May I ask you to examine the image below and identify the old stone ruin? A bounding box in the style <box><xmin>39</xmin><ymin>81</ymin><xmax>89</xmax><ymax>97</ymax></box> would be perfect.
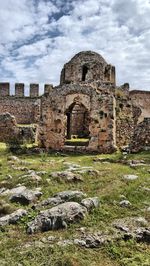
<box><xmin>0</xmin><ymin>51</ymin><xmax>150</xmax><ymax>153</ymax></box>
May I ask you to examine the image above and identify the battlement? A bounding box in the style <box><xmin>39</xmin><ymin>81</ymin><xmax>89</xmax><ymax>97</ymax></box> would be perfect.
<box><xmin>0</xmin><ymin>83</ymin><xmax>54</xmax><ymax>97</ymax></box>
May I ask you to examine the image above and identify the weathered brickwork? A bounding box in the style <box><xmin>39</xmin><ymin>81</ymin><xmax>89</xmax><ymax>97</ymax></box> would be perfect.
<box><xmin>130</xmin><ymin>90</ymin><xmax>150</xmax><ymax>122</ymax></box>
<box><xmin>38</xmin><ymin>84</ymin><xmax>117</xmax><ymax>153</ymax></box>
<box><xmin>115</xmin><ymin>92</ymin><xmax>134</xmax><ymax>147</ymax></box>
<box><xmin>0</xmin><ymin>97</ymin><xmax>40</xmax><ymax>124</ymax></box>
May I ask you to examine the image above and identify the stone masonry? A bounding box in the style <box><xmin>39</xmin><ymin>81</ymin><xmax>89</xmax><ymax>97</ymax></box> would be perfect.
<box><xmin>0</xmin><ymin>113</ymin><xmax>36</xmax><ymax>144</ymax></box>
<box><xmin>0</xmin><ymin>51</ymin><xmax>150</xmax><ymax>152</ymax></box>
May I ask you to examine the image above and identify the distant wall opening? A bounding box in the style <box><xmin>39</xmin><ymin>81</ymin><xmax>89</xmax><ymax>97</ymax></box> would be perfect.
<box><xmin>82</xmin><ymin>65</ymin><xmax>89</xmax><ymax>81</ymax></box>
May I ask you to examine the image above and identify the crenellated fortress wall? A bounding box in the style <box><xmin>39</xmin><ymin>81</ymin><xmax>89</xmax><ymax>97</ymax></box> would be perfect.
<box><xmin>0</xmin><ymin>83</ymin><xmax>53</xmax><ymax>124</ymax></box>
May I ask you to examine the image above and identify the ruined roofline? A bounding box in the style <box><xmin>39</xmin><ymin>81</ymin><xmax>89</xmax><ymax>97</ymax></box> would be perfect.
<box><xmin>130</xmin><ymin>89</ymin><xmax>150</xmax><ymax>95</ymax></box>
<box><xmin>60</xmin><ymin>51</ymin><xmax>116</xmax><ymax>85</ymax></box>
<box><xmin>0</xmin><ymin>83</ymin><xmax>53</xmax><ymax>97</ymax></box>
<box><xmin>69</xmin><ymin>50</ymin><xmax>108</xmax><ymax>65</ymax></box>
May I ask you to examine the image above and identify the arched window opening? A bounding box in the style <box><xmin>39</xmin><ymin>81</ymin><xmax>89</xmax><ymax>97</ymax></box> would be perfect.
<box><xmin>82</xmin><ymin>65</ymin><xmax>89</xmax><ymax>81</ymax></box>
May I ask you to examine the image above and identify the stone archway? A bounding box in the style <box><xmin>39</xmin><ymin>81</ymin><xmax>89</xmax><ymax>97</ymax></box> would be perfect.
<box><xmin>65</xmin><ymin>101</ymin><xmax>90</xmax><ymax>145</ymax></box>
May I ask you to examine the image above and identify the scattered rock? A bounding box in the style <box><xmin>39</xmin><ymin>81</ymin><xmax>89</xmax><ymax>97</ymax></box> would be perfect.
<box><xmin>38</xmin><ymin>197</ymin><xmax>63</xmax><ymax>208</ymax></box>
<box><xmin>5</xmin><ymin>175</ymin><xmax>13</xmax><ymax>180</ymax></box>
<box><xmin>136</xmin><ymin>228</ymin><xmax>150</xmax><ymax>243</ymax></box>
<box><xmin>9</xmin><ymin>188</ymin><xmax>42</xmax><ymax>205</ymax></box>
<box><xmin>36</xmin><ymin>171</ymin><xmax>47</xmax><ymax>176</ymax></box>
<box><xmin>21</xmin><ymin>171</ymin><xmax>42</xmax><ymax>182</ymax></box>
<box><xmin>131</xmin><ymin>160</ymin><xmax>145</xmax><ymax>165</ymax></box>
<box><xmin>146</xmin><ymin>207</ymin><xmax>150</xmax><ymax>212</ymax></box>
<box><xmin>142</xmin><ymin>187</ymin><xmax>150</xmax><ymax>192</ymax></box>
<box><xmin>123</xmin><ymin>175</ymin><xmax>138</xmax><ymax>180</ymax></box>
<box><xmin>1</xmin><ymin>185</ymin><xmax>27</xmax><ymax>196</ymax></box>
<box><xmin>74</xmin><ymin>239</ymin><xmax>86</xmax><ymax>246</ymax></box>
<box><xmin>47</xmin><ymin>236</ymin><xmax>56</xmax><ymax>242</ymax></box>
<box><xmin>51</xmin><ymin>171</ymin><xmax>83</xmax><ymax>182</ymax></box>
<box><xmin>34</xmin><ymin>241</ymin><xmax>45</xmax><ymax>248</ymax></box>
<box><xmin>93</xmin><ymin>157</ymin><xmax>112</xmax><ymax>163</ymax></box>
<box><xmin>54</xmin><ymin>190</ymin><xmax>86</xmax><ymax>202</ymax></box>
<box><xmin>7</xmin><ymin>156</ymin><xmax>20</xmax><ymax>163</ymax></box>
<box><xmin>112</xmin><ymin>216</ymin><xmax>149</xmax><ymax>241</ymax></box>
<box><xmin>119</xmin><ymin>194</ymin><xmax>126</xmax><ymax>200</ymax></box>
<box><xmin>57</xmin><ymin>239</ymin><xmax>74</xmax><ymax>247</ymax></box>
<box><xmin>76</xmin><ymin>169</ymin><xmax>100</xmax><ymax>176</ymax></box>
<box><xmin>27</xmin><ymin>202</ymin><xmax>87</xmax><ymax>234</ymax></box>
<box><xmin>74</xmin><ymin>232</ymin><xmax>114</xmax><ymax>248</ymax></box>
<box><xmin>0</xmin><ymin>187</ymin><xmax>6</xmax><ymax>195</ymax></box>
<box><xmin>119</xmin><ymin>200</ymin><xmax>131</xmax><ymax>207</ymax></box>
<box><xmin>134</xmin><ymin>217</ymin><xmax>148</xmax><ymax>226</ymax></box>
<box><xmin>63</xmin><ymin>162</ymin><xmax>81</xmax><ymax>170</ymax></box>
<box><xmin>34</xmin><ymin>190</ymin><xmax>87</xmax><ymax>210</ymax></box>
<box><xmin>81</xmin><ymin>197</ymin><xmax>100</xmax><ymax>211</ymax></box>
<box><xmin>11</xmin><ymin>166</ymin><xmax>28</xmax><ymax>171</ymax></box>
<box><xmin>0</xmin><ymin>209</ymin><xmax>27</xmax><ymax>226</ymax></box>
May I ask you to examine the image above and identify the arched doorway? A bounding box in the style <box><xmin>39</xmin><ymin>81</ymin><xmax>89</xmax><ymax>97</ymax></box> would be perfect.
<box><xmin>65</xmin><ymin>102</ymin><xmax>90</xmax><ymax>146</ymax></box>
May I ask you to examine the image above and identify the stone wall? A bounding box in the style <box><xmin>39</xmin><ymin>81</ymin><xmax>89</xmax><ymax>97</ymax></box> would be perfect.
<box><xmin>130</xmin><ymin>90</ymin><xmax>150</xmax><ymax>123</ymax></box>
<box><xmin>115</xmin><ymin>89</ymin><xmax>134</xmax><ymax>148</ymax></box>
<box><xmin>0</xmin><ymin>113</ymin><xmax>19</xmax><ymax>143</ymax></box>
<box><xmin>0</xmin><ymin>97</ymin><xmax>40</xmax><ymax>124</ymax></box>
<box><xmin>0</xmin><ymin>113</ymin><xmax>36</xmax><ymax>144</ymax></box>
<box><xmin>0</xmin><ymin>83</ymin><xmax>50</xmax><ymax>124</ymax></box>
<box><xmin>130</xmin><ymin>118</ymin><xmax>150</xmax><ymax>152</ymax></box>
<box><xmin>38</xmin><ymin>84</ymin><xmax>117</xmax><ymax>153</ymax></box>
<box><xmin>0</xmin><ymin>51</ymin><xmax>149</xmax><ymax>153</ymax></box>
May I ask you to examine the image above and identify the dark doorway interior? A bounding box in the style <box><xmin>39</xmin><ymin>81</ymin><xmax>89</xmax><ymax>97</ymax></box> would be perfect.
<box><xmin>65</xmin><ymin>103</ymin><xmax>90</xmax><ymax>146</ymax></box>
<box><xmin>82</xmin><ymin>65</ymin><xmax>89</xmax><ymax>81</ymax></box>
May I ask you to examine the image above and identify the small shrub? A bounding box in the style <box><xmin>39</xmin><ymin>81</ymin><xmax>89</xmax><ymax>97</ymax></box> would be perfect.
<box><xmin>6</xmin><ymin>138</ymin><xmax>22</xmax><ymax>153</ymax></box>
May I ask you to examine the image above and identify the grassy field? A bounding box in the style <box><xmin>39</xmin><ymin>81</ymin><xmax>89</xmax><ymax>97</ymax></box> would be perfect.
<box><xmin>0</xmin><ymin>143</ymin><xmax>150</xmax><ymax>266</ymax></box>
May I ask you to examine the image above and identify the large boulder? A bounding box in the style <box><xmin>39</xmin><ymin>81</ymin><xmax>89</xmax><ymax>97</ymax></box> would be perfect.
<box><xmin>0</xmin><ymin>209</ymin><xmax>27</xmax><ymax>226</ymax></box>
<box><xmin>27</xmin><ymin>202</ymin><xmax>87</xmax><ymax>234</ymax></box>
<box><xmin>1</xmin><ymin>186</ymin><xmax>26</xmax><ymax>196</ymax></box>
<box><xmin>81</xmin><ymin>197</ymin><xmax>100</xmax><ymax>211</ymax></box>
<box><xmin>33</xmin><ymin>190</ymin><xmax>87</xmax><ymax>210</ymax></box>
<box><xmin>123</xmin><ymin>175</ymin><xmax>138</xmax><ymax>180</ymax></box>
<box><xmin>38</xmin><ymin>197</ymin><xmax>63</xmax><ymax>208</ymax></box>
<box><xmin>51</xmin><ymin>171</ymin><xmax>83</xmax><ymax>182</ymax></box>
<box><xmin>54</xmin><ymin>190</ymin><xmax>86</xmax><ymax>202</ymax></box>
<box><xmin>9</xmin><ymin>188</ymin><xmax>42</xmax><ymax>205</ymax></box>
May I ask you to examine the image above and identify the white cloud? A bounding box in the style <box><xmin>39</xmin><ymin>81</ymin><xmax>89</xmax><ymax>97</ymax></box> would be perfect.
<box><xmin>0</xmin><ymin>0</ymin><xmax>150</xmax><ymax>91</ymax></box>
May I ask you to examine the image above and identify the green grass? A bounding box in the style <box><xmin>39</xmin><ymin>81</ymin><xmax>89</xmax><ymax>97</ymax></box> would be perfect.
<box><xmin>65</xmin><ymin>138</ymin><xmax>89</xmax><ymax>146</ymax></box>
<box><xmin>0</xmin><ymin>143</ymin><xmax>150</xmax><ymax>266</ymax></box>
<box><xmin>17</xmin><ymin>124</ymin><xmax>37</xmax><ymax>127</ymax></box>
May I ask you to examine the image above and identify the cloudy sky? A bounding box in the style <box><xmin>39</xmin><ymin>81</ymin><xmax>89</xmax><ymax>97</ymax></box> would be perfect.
<box><xmin>0</xmin><ymin>0</ymin><xmax>150</xmax><ymax>93</ymax></box>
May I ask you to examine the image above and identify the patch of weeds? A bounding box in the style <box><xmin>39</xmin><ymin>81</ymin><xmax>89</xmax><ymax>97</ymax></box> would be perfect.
<box><xmin>106</xmin><ymin>240</ymin><xmax>150</xmax><ymax>266</ymax></box>
<box><xmin>40</xmin><ymin>151</ymin><xmax>49</xmax><ymax>162</ymax></box>
<box><xmin>19</xmin><ymin>209</ymin><xmax>38</xmax><ymax>227</ymax></box>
